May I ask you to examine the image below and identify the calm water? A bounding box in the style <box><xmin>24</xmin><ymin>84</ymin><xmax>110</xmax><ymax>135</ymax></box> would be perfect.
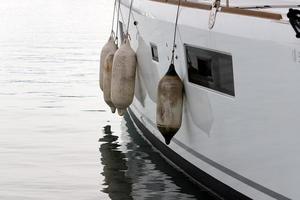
<box><xmin>0</xmin><ymin>0</ymin><xmax>217</xmax><ymax>199</ymax></box>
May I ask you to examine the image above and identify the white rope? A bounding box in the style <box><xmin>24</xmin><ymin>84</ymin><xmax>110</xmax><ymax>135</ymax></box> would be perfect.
<box><xmin>110</xmin><ymin>0</ymin><xmax>118</xmax><ymax>36</ymax></box>
<box><xmin>115</xmin><ymin>0</ymin><xmax>121</xmax><ymax>45</ymax></box>
<box><xmin>171</xmin><ymin>0</ymin><xmax>181</xmax><ymax>64</ymax></box>
<box><xmin>126</xmin><ymin>0</ymin><xmax>135</xmax><ymax>36</ymax></box>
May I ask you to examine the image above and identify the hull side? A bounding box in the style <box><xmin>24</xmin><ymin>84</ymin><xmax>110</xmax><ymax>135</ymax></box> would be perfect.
<box><xmin>127</xmin><ymin>108</ymin><xmax>250</xmax><ymax>200</ymax></box>
<box><xmin>119</xmin><ymin>0</ymin><xmax>299</xmax><ymax>199</ymax></box>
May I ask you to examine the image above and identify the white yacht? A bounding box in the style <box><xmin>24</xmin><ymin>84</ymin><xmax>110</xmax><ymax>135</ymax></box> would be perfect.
<box><xmin>106</xmin><ymin>0</ymin><xmax>300</xmax><ymax>199</ymax></box>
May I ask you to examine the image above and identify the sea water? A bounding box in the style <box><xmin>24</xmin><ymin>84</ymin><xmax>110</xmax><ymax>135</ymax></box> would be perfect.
<box><xmin>0</xmin><ymin>0</ymin><xmax>217</xmax><ymax>199</ymax></box>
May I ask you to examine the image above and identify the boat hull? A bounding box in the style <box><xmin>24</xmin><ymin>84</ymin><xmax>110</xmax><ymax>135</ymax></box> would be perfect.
<box><xmin>119</xmin><ymin>0</ymin><xmax>300</xmax><ymax>199</ymax></box>
<box><xmin>127</xmin><ymin>108</ymin><xmax>250</xmax><ymax>200</ymax></box>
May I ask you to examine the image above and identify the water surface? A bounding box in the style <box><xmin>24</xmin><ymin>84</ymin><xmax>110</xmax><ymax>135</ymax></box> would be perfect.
<box><xmin>0</xmin><ymin>0</ymin><xmax>217</xmax><ymax>199</ymax></box>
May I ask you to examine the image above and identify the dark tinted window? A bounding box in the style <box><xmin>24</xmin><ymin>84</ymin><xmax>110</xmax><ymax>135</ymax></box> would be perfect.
<box><xmin>197</xmin><ymin>57</ymin><xmax>213</xmax><ymax>81</ymax></box>
<box><xmin>185</xmin><ymin>45</ymin><xmax>235</xmax><ymax>96</ymax></box>
<box><xmin>150</xmin><ymin>43</ymin><xmax>159</xmax><ymax>62</ymax></box>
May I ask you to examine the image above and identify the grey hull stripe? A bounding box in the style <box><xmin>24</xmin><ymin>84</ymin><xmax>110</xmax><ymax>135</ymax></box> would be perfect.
<box><xmin>172</xmin><ymin>139</ymin><xmax>291</xmax><ymax>200</ymax></box>
<box><xmin>134</xmin><ymin>107</ymin><xmax>291</xmax><ymax>200</ymax></box>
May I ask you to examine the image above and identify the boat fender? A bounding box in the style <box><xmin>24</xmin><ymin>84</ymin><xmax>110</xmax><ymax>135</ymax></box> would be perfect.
<box><xmin>156</xmin><ymin>64</ymin><xmax>183</xmax><ymax>145</ymax></box>
<box><xmin>100</xmin><ymin>35</ymin><xmax>118</xmax><ymax>91</ymax></box>
<box><xmin>103</xmin><ymin>53</ymin><xmax>116</xmax><ymax>113</ymax></box>
<box><xmin>111</xmin><ymin>37</ymin><xmax>137</xmax><ymax>116</ymax></box>
<box><xmin>287</xmin><ymin>9</ymin><xmax>300</xmax><ymax>38</ymax></box>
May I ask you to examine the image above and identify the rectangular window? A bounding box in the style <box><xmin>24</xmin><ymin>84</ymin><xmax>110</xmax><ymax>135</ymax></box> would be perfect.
<box><xmin>197</xmin><ymin>57</ymin><xmax>213</xmax><ymax>82</ymax></box>
<box><xmin>185</xmin><ymin>45</ymin><xmax>235</xmax><ymax>96</ymax></box>
<box><xmin>150</xmin><ymin>43</ymin><xmax>159</xmax><ymax>62</ymax></box>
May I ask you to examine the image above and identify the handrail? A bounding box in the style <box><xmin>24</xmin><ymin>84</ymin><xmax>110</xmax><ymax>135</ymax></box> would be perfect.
<box><xmin>221</xmin><ymin>7</ymin><xmax>282</xmax><ymax>20</ymax></box>
<box><xmin>152</xmin><ymin>0</ymin><xmax>211</xmax><ymax>10</ymax></box>
<box><xmin>150</xmin><ymin>0</ymin><xmax>283</xmax><ymax>20</ymax></box>
<box><xmin>236</xmin><ymin>5</ymin><xmax>300</xmax><ymax>9</ymax></box>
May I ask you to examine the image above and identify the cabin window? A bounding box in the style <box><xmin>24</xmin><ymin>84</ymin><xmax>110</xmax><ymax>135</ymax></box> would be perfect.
<box><xmin>196</xmin><ymin>57</ymin><xmax>213</xmax><ymax>82</ymax></box>
<box><xmin>150</xmin><ymin>43</ymin><xmax>159</xmax><ymax>62</ymax></box>
<box><xmin>185</xmin><ymin>45</ymin><xmax>235</xmax><ymax>96</ymax></box>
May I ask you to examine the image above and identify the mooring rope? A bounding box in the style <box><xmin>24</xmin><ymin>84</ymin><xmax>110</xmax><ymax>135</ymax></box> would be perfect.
<box><xmin>171</xmin><ymin>0</ymin><xmax>181</xmax><ymax>64</ymax></box>
<box><xmin>110</xmin><ymin>0</ymin><xmax>118</xmax><ymax>36</ymax></box>
<box><xmin>126</xmin><ymin>0</ymin><xmax>134</xmax><ymax>36</ymax></box>
<box><xmin>115</xmin><ymin>0</ymin><xmax>121</xmax><ymax>45</ymax></box>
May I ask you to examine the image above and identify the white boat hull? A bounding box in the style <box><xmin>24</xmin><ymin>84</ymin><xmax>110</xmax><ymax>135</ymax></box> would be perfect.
<box><xmin>118</xmin><ymin>1</ymin><xmax>300</xmax><ymax>199</ymax></box>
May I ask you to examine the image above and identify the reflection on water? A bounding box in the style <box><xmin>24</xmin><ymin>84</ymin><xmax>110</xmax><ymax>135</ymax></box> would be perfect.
<box><xmin>99</xmin><ymin>114</ymin><xmax>218</xmax><ymax>200</ymax></box>
<box><xmin>0</xmin><ymin>0</ymin><xmax>120</xmax><ymax>199</ymax></box>
<box><xmin>100</xmin><ymin>125</ymin><xmax>133</xmax><ymax>200</ymax></box>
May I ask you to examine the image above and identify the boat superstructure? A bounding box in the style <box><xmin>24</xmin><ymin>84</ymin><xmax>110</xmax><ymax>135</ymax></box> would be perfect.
<box><xmin>102</xmin><ymin>0</ymin><xmax>300</xmax><ymax>199</ymax></box>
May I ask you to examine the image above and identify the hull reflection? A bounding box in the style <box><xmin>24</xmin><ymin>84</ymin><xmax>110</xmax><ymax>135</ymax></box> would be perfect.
<box><xmin>99</xmin><ymin>114</ymin><xmax>217</xmax><ymax>200</ymax></box>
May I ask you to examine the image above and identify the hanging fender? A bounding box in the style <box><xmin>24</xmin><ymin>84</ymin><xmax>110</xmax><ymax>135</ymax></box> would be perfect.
<box><xmin>111</xmin><ymin>37</ymin><xmax>137</xmax><ymax>116</ymax></box>
<box><xmin>100</xmin><ymin>35</ymin><xmax>117</xmax><ymax>91</ymax></box>
<box><xmin>103</xmin><ymin>53</ymin><xmax>117</xmax><ymax>113</ymax></box>
<box><xmin>156</xmin><ymin>64</ymin><xmax>183</xmax><ymax>145</ymax></box>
